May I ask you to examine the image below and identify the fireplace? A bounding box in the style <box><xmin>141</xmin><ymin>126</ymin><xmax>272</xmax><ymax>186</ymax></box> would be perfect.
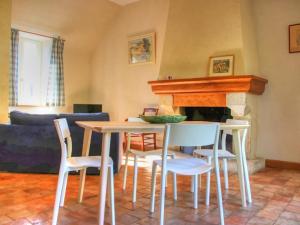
<box><xmin>148</xmin><ymin>75</ymin><xmax>268</xmax><ymax>173</ymax></box>
<box><xmin>148</xmin><ymin>75</ymin><xmax>268</xmax><ymax>159</ymax></box>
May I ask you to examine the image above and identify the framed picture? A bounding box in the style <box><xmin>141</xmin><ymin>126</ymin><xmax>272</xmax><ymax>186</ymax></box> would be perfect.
<box><xmin>208</xmin><ymin>55</ymin><xmax>234</xmax><ymax>76</ymax></box>
<box><xmin>128</xmin><ymin>32</ymin><xmax>156</xmax><ymax>65</ymax></box>
<box><xmin>289</xmin><ymin>23</ymin><xmax>300</xmax><ymax>53</ymax></box>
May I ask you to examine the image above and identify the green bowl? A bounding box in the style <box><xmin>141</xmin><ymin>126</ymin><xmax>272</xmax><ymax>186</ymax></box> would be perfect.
<box><xmin>140</xmin><ymin>115</ymin><xmax>187</xmax><ymax>124</ymax></box>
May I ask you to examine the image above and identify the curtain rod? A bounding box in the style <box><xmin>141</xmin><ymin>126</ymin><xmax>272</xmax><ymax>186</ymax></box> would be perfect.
<box><xmin>15</xmin><ymin>28</ymin><xmax>65</xmax><ymax>41</ymax></box>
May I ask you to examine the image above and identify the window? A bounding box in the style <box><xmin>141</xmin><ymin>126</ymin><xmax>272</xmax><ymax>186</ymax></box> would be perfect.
<box><xmin>18</xmin><ymin>32</ymin><xmax>52</xmax><ymax>106</ymax></box>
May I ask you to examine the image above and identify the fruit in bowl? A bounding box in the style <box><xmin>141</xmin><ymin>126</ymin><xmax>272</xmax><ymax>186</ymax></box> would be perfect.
<box><xmin>140</xmin><ymin>115</ymin><xmax>187</xmax><ymax>124</ymax></box>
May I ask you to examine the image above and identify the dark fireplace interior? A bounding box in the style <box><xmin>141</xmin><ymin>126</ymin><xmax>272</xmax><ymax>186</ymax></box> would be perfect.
<box><xmin>183</xmin><ymin>107</ymin><xmax>233</xmax><ymax>122</ymax></box>
<box><xmin>181</xmin><ymin>107</ymin><xmax>233</xmax><ymax>152</ymax></box>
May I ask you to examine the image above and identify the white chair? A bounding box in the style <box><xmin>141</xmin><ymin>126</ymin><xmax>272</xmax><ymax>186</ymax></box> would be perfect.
<box><xmin>52</xmin><ymin>119</ymin><xmax>115</xmax><ymax>225</ymax></box>
<box><xmin>122</xmin><ymin>117</ymin><xmax>176</xmax><ymax>203</ymax></box>
<box><xmin>150</xmin><ymin>123</ymin><xmax>224</xmax><ymax>225</ymax></box>
<box><xmin>193</xmin><ymin>119</ymin><xmax>250</xmax><ymax>205</ymax></box>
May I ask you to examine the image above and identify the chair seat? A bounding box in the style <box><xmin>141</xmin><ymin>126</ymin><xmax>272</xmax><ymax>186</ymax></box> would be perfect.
<box><xmin>130</xmin><ymin>149</ymin><xmax>176</xmax><ymax>157</ymax></box>
<box><xmin>154</xmin><ymin>158</ymin><xmax>212</xmax><ymax>176</ymax></box>
<box><xmin>66</xmin><ymin>156</ymin><xmax>113</xmax><ymax>169</ymax></box>
<box><xmin>194</xmin><ymin>149</ymin><xmax>235</xmax><ymax>158</ymax></box>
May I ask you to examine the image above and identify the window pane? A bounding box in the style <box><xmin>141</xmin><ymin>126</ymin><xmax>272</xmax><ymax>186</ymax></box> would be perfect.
<box><xmin>17</xmin><ymin>33</ymin><xmax>52</xmax><ymax>106</ymax></box>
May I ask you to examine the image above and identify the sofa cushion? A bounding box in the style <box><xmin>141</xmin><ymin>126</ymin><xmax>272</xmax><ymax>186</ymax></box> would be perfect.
<box><xmin>10</xmin><ymin>111</ymin><xmax>58</xmax><ymax>126</ymax></box>
<box><xmin>58</xmin><ymin>113</ymin><xmax>109</xmax><ymax>126</ymax></box>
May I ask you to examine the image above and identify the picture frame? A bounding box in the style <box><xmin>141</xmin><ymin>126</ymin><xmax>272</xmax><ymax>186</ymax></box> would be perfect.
<box><xmin>128</xmin><ymin>32</ymin><xmax>156</xmax><ymax>65</ymax></box>
<box><xmin>289</xmin><ymin>23</ymin><xmax>300</xmax><ymax>53</ymax></box>
<box><xmin>208</xmin><ymin>55</ymin><xmax>234</xmax><ymax>76</ymax></box>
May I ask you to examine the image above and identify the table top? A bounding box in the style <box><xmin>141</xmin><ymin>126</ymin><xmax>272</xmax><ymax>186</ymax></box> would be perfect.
<box><xmin>76</xmin><ymin>121</ymin><xmax>250</xmax><ymax>133</ymax></box>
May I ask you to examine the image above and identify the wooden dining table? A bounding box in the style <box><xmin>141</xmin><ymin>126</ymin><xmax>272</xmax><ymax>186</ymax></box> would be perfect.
<box><xmin>76</xmin><ymin>121</ymin><xmax>251</xmax><ymax>225</ymax></box>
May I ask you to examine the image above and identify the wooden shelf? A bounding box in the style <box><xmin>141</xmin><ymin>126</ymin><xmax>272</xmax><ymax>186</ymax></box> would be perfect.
<box><xmin>148</xmin><ymin>75</ymin><xmax>268</xmax><ymax>95</ymax></box>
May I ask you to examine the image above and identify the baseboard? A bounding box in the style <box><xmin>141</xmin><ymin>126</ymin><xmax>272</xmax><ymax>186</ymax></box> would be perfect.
<box><xmin>266</xmin><ymin>159</ymin><xmax>300</xmax><ymax>170</ymax></box>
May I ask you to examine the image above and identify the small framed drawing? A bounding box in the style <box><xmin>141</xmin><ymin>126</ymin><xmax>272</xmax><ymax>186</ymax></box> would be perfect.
<box><xmin>289</xmin><ymin>24</ymin><xmax>300</xmax><ymax>53</ymax></box>
<box><xmin>128</xmin><ymin>32</ymin><xmax>156</xmax><ymax>65</ymax></box>
<box><xmin>208</xmin><ymin>55</ymin><xmax>234</xmax><ymax>76</ymax></box>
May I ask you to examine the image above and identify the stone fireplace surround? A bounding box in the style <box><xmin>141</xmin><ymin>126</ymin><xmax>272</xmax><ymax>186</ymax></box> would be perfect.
<box><xmin>148</xmin><ymin>75</ymin><xmax>268</xmax><ymax>173</ymax></box>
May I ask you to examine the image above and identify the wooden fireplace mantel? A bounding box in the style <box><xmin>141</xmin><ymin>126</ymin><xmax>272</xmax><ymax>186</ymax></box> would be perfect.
<box><xmin>148</xmin><ymin>75</ymin><xmax>268</xmax><ymax>95</ymax></box>
<box><xmin>148</xmin><ymin>75</ymin><xmax>268</xmax><ymax>107</ymax></box>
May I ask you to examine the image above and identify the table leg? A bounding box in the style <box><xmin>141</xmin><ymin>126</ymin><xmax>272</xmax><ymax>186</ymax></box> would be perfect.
<box><xmin>213</xmin><ymin>127</ymin><xmax>224</xmax><ymax>225</ymax></box>
<box><xmin>241</xmin><ymin>129</ymin><xmax>252</xmax><ymax>203</ymax></box>
<box><xmin>233</xmin><ymin>130</ymin><xmax>247</xmax><ymax>207</ymax></box>
<box><xmin>159</xmin><ymin>126</ymin><xmax>170</xmax><ymax>225</ymax></box>
<box><xmin>98</xmin><ymin>132</ymin><xmax>111</xmax><ymax>225</ymax></box>
<box><xmin>78</xmin><ymin>128</ymin><xmax>92</xmax><ymax>203</ymax></box>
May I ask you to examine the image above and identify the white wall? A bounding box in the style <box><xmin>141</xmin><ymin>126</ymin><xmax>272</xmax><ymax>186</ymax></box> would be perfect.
<box><xmin>90</xmin><ymin>0</ymin><xmax>169</xmax><ymax>120</ymax></box>
<box><xmin>0</xmin><ymin>0</ymin><xmax>11</xmax><ymax>122</ymax></box>
<box><xmin>254</xmin><ymin>0</ymin><xmax>300</xmax><ymax>163</ymax></box>
<box><xmin>159</xmin><ymin>0</ymin><xmax>245</xmax><ymax>79</ymax></box>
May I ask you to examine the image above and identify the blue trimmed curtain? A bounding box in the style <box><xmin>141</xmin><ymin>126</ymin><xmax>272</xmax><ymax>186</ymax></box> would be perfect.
<box><xmin>46</xmin><ymin>37</ymin><xmax>65</xmax><ymax>106</ymax></box>
<box><xmin>9</xmin><ymin>29</ymin><xmax>19</xmax><ymax>106</ymax></box>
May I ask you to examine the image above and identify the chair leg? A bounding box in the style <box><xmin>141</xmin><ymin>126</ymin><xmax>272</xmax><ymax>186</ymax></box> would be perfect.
<box><xmin>141</xmin><ymin>134</ymin><xmax>145</xmax><ymax>151</ymax></box>
<box><xmin>122</xmin><ymin>151</ymin><xmax>130</xmax><ymax>190</ymax></box>
<box><xmin>199</xmin><ymin>174</ymin><xmax>202</xmax><ymax>189</ymax></box>
<box><xmin>206</xmin><ymin>156</ymin><xmax>212</xmax><ymax>206</ymax></box>
<box><xmin>195</xmin><ymin>154</ymin><xmax>202</xmax><ymax>189</ymax></box>
<box><xmin>166</xmin><ymin>153</ymin><xmax>175</xmax><ymax>188</ymax></box>
<box><xmin>242</xmin><ymin>152</ymin><xmax>252</xmax><ymax>203</ymax></box>
<box><xmin>191</xmin><ymin>176</ymin><xmax>194</xmax><ymax>193</ymax></box>
<box><xmin>191</xmin><ymin>152</ymin><xmax>195</xmax><ymax>193</ymax></box>
<box><xmin>170</xmin><ymin>154</ymin><xmax>177</xmax><ymax>199</ymax></box>
<box><xmin>173</xmin><ymin>172</ymin><xmax>177</xmax><ymax>201</ymax></box>
<box><xmin>159</xmin><ymin>167</ymin><xmax>167</xmax><ymax>225</ymax></box>
<box><xmin>78</xmin><ymin>168</ymin><xmax>86</xmax><ymax>203</ymax></box>
<box><xmin>223</xmin><ymin>158</ymin><xmax>229</xmax><ymax>189</ymax></box>
<box><xmin>109</xmin><ymin>166</ymin><xmax>116</xmax><ymax>225</ymax></box>
<box><xmin>60</xmin><ymin>172</ymin><xmax>69</xmax><ymax>207</ymax></box>
<box><xmin>191</xmin><ymin>171</ymin><xmax>202</xmax><ymax>192</ymax></box>
<box><xmin>214</xmin><ymin>155</ymin><xmax>225</xmax><ymax>225</ymax></box>
<box><xmin>165</xmin><ymin>172</ymin><xmax>168</xmax><ymax>188</ymax></box>
<box><xmin>52</xmin><ymin>168</ymin><xmax>66</xmax><ymax>225</ymax></box>
<box><xmin>150</xmin><ymin>163</ymin><xmax>157</xmax><ymax>213</ymax></box>
<box><xmin>193</xmin><ymin>174</ymin><xmax>198</xmax><ymax>209</ymax></box>
<box><xmin>132</xmin><ymin>155</ymin><xmax>138</xmax><ymax>203</ymax></box>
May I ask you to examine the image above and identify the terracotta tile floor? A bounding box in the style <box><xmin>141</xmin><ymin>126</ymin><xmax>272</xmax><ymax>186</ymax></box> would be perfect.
<box><xmin>0</xmin><ymin>164</ymin><xmax>300</xmax><ymax>225</ymax></box>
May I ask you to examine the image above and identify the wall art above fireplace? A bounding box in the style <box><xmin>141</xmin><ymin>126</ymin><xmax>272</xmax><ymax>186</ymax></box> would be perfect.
<box><xmin>208</xmin><ymin>55</ymin><xmax>234</xmax><ymax>76</ymax></box>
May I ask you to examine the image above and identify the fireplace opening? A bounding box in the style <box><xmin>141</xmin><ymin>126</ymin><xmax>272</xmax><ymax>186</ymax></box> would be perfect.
<box><xmin>183</xmin><ymin>107</ymin><xmax>233</xmax><ymax>122</ymax></box>
<box><xmin>181</xmin><ymin>107</ymin><xmax>233</xmax><ymax>153</ymax></box>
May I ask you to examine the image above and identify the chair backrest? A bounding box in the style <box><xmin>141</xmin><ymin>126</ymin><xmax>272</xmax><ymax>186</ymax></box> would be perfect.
<box><xmin>221</xmin><ymin>119</ymin><xmax>249</xmax><ymax>151</ymax></box>
<box><xmin>164</xmin><ymin>123</ymin><xmax>220</xmax><ymax>148</ymax></box>
<box><xmin>143</xmin><ymin>108</ymin><xmax>158</xmax><ymax>116</ymax></box>
<box><xmin>54</xmin><ymin>118</ymin><xmax>73</xmax><ymax>161</ymax></box>
<box><xmin>124</xmin><ymin>117</ymin><xmax>145</xmax><ymax>151</ymax></box>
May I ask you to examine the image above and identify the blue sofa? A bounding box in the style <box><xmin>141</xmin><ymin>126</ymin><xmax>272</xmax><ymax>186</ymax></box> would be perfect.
<box><xmin>0</xmin><ymin>111</ymin><xmax>119</xmax><ymax>174</ymax></box>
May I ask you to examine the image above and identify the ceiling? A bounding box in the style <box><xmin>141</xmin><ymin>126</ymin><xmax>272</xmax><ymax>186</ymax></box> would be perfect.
<box><xmin>108</xmin><ymin>0</ymin><xmax>141</xmax><ymax>6</ymax></box>
<box><xmin>11</xmin><ymin>0</ymin><xmax>121</xmax><ymax>54</ymax></box>
<box><xmin>11</xmin><ymin>0</ymin><xmax>143</xmax><ymax>54</ymax></box>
